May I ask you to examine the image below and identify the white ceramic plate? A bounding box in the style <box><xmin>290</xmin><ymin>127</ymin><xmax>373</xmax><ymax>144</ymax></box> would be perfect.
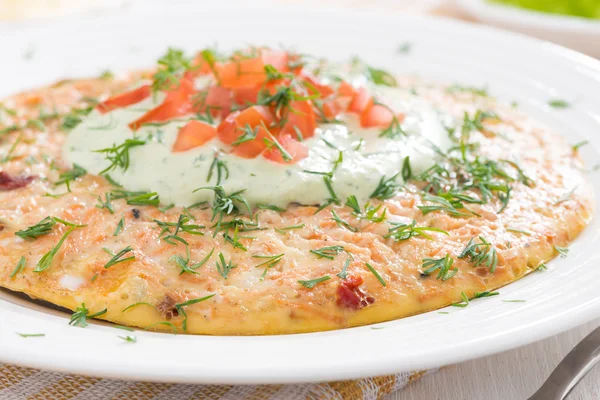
<box><xmin>1</xmin><ymin>4</ymin><xmax>600</xmax><ymax>384</ymax></box>
<box><xmin>457</xmin><ymin>0</ymin><xmax>600</xmax><ymax>58</ymax></box>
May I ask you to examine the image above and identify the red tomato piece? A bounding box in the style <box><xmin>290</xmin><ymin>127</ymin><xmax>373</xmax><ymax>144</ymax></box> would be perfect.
<box><xmin>217</xmin><ymin>105</ymin><xmax>276</xmax><ymax>158</ymax></box>
<box><xmin>215</xmin><ymin>57</ymin><xmax>267</xmax><ymax>89</ymax></box>
<box><xmin>347</xmin><ymin>87</ymin><xmax>373</xmax><ymax>114</ymax></box>
<box><xmin>360</xmin><ymin>103</ymin><xmax>395</xmax><ymax>128</ymax></box>
<box><xmin>195</xmin><ymin>86</ymin><xmax>234</xmax><ymax>119</ymax></box>
<box><xmin>233</xmin><ymin>86</ymin><xmax>260</xmax><ymax>107</ymax></box>
<box><xmin>319</xmin><ymin>100</ymin><xmax>341</xmax><ymax>120</ymax></box>
<box><xmin>263</xmin><ymin>134</ymin><xmax>308</xmax><ymax>164</ymax></box>
<box><xmin>260</xmin><ymin>49</ymin><xmax>289</xmax><ymax>72</ymax></box>
<box><xmin>97</xmin><ymin>85</ymin><xmax>151</xmax><ymax>114</ymax></box>
<box><xmin>172</xmin><ymin>120</ymin><xmax>217</xmax><ymax>152</ymax></box>
<box><xmin>337</xmin><ymin>80</ymin><xmax>356</xmax><ymax>97</ymax></box>
<box><xmin>164</xmin><ymin>77</ymin><xmax>196</xmax><ymax>103</ymax></box>
<box><xmin>302</xmin><ymin>74</ymin><xmax>335</xmax><ymax>98</ymax></box>
<box><xmin>281</xmin><ymin>100</ymin><xmax>317</xmax><ymax>139</ymax></box>
<box><xmin>129</xmin><ymin>100</ymin><xmax>192</xmax><ymax>131</ymax></box>
<box><xmin>336</xmin><ymin>275</ymin><xmax>375</xmax><ymax>310</ymax></box>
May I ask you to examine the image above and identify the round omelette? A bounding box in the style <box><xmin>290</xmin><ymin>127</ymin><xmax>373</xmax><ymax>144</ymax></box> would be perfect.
<box><xmin>0</xmin><ymin>47</ymin><xmax>593</xmax><ymax>335</ymax></box>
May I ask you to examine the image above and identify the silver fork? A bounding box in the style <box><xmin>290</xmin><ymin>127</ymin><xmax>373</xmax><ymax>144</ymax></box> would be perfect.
<box><xmin>528</xmin><ymin>326</ymin><xmax>600</xmax><ymax>400</ymax></box>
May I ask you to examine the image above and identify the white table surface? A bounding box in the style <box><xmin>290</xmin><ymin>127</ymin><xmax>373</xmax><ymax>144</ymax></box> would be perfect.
<box><xmin>386</xmin><ymin>320</ymin><xmax>600</xmax><ymax>400</ymax></box>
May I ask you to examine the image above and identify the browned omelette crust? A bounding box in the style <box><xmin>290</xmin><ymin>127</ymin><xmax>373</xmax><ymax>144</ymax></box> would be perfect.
<box><xmin>0</xmin><ymin>75</ymin><xmax>594</xmax><ymax>335</ymax></box>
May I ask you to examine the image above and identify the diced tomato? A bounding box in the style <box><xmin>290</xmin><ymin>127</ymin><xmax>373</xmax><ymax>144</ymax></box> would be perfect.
<box><xmin>129</xmin><ymin>100</ymin><xmax>192</xmax><ymax>130</ymax></box>
<box><xmin>195</xmin><ymin>86</ymin><xmax>234</xmax><ymax>119</ymax></box>
<box><xmin>217</xmin><ymin>105</ymin><xmax>276</xmax><ymax>158</ymax></box>
<box><xmin>189</xmin><ymin>55</ymin><xmax>214</xmax><ymax>77</ymax></box>
<box><xmin>215</xmin><ymin>57</ymin><xmax>267</xmax><ymax>89</ymax></box>
<box><xmin>360</xmin><ymin>103</ymin><xmax>394</xmax><ymax>128</ymax></box>
<box><xmin>260</xmin><ymin>49</ymin><xmax>289</xmax><ymax>72</ymax></box>
<box><xmin>319</xmin><ymin>100</ymin><xmax>341</xmax><ymax>120</ymax></box>
<box><xmin>172</xmin><ymin>120</ymin><xmax>217</xmax><ymax>152</ymax></box>
<box><xmin>337</xmin><ymin>80</ymin><xmax>356</xmax><ymax>97</ymax></box>
<box><xmin>233</xmin><ymin>86</ymin><xmax>260</xmax><ymax>107</ymax></box>
<box><xmin>263</xmin><ymin>134</ymin><xmax>308</xmax><ymax>164</ymax></box>
<box><xmin>164</xmin><ymin>77</ymin><xmax>196</xmax><ymax>103</ymax></box>
<box><xmin>302</xmin><ymin>74</ymin><xmax>335</xmax><ymax>98</ymax></box>
<box><xmin>347</xmin><ymin>87</ymin><xmax>373</xmax><ymax>114</ymax></box>
<box><xmin>336</xmin><ymin>275</ymin><xmax>375</xmax><ymax>310</ymax></box>
<box><xmin>281</xmin><ymin>100</ymin><xmax>317</xmax><ymax>139</ymax></box>
<box><xmin>97</xmin><ymin>85</ymin><xmax>151</xmax><ymax>114</ymax></box>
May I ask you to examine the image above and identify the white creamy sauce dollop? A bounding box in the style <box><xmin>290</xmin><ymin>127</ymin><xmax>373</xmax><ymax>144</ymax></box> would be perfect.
<box><xmin>64</xmin><ymin>82</ymin><xmax>451</xmax><ymax>208</ymax></box>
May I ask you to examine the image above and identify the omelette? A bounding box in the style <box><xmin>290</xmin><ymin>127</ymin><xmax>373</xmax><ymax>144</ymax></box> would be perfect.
<box><xmin>0</xmin><ymin>47</ymin><xmax>593</xmax><ymax>334</ymax></box>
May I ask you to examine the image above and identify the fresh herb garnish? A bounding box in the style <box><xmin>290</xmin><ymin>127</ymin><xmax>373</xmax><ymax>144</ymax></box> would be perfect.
<box><xmin>554</xmin><ymin>245</ymin><xmax>569</xmax><ymax>257</ymax></box>
<box><xmin>207</xmin><ymin>155</ymin><xmax>229</xmax><ymax>185</ymax></box>
<box><xmin>96</xmin><ymin>193</ymin><xmax>114</xmax><ymax>214</ymax></box>
<box><xmin>370</xmin><ymin>173</ymin><xmax>401</xmax><ymax>200</ymax></box>
<box><xmin>215</xmin><ymin>252</ymin><xmax>236</xmax><ymax>279</ymax></box>
<box><xmin>103</xmin><ymin>246</ymin><xmax>135</xmax><ymax>269</ymax></box>
<box><xmin>9</xmin><ymin>256</ymin><xmax>26</xmax><ymax>278</ymax></box>
<box><xmin>253</xmin><ymin>253</ymin><xmax>284</xmax><ymax>279</ymax></box>
<box><xmin>170</xmin><ymin>247</ymin><xmax>214</xmax><ymax>275</ymax></box>
<box><xmin>548</xmin><ymin>99</ymin><xmax>570</xmax><ymax>109</ymax></box>
<box><xmin>572</xmin><ymin>141</ymin><xmax>588</xmax><ymax>152</ymax></box>
<box><xmin>298</xmin><ymin>275</ymin><xmax>331</xmax><ymax>289</ymax></box>
<box><xmin>56</xmin><ymin>164</ymin><xmax>87</xmax><ymax>191</ymax></box>
<box><xmin>331</xmin><ymin>209</ymin><xmax>358</xmax><ymax>232</ymax></box>
<box><xmin>365</xmin><ymin>263</ymin><xmax>386</xmax><ymax>286</ymax></box>
<box><xmin>15</xmin><ymin>216</ymin><xmax>57</xmax><ymax>239</ymax></box>
<box><xmin>69</xmin><ymin>303</ymin><xmax>107</xmax><ymax>327</ymax></box>
<box><xmin>418</xmin><ymin>193</ymin><xmax>476</xmax><ymax>218</ymax></box>
<box><xmin>174</xmin><ymin>294</ymin><xmax>215</xmax><ymax>331</ymax></box>
<box><xmin>421</xmin><ymin>254</ymin><xmax>457</xmax><ymax>281</ymax></box>
<box><xmin>154</xmin><ymin>214</ymin><xmax>204</xmax><ymax>245</ymax></box>
<box><xmin>458</xmin><ymin>236</ymin><xmax>499</xmax><ymax>273</ymax></box>
<box><xmin>385</xmin><ymin>220</ymin><xmax>449</xmax><ymax>241</ymax></box>
<box><xmin>310</xmin><ymin>245</ymin><xmax>345</xmax><ymax>260</ymax></box>
<box><xmin>113</xmin><ymin>217</ymin><xmax>125</xmax><ymax>236</ymax></box>
<box><xmin>118</xmin><ymin>335</ymin><xmax>137</xmax><ymax>343</ymax></box>
<box><xmin>16</xmin><ymin>333</ymin><xmax>45</xmax><ymax>338</ymax></box>
<box><xmin>34</xmin><ymin>227</ymin><xmax>76</xmax><ymax>272</ymax></box>
<box><xmin>95</xmin><ymin>139</ymin><xmax>146</xmax><ymax>174</ymax></box>
<box><xmin>152</xmin><ymin>48</ymin><xmax>191</xmax><ymax>94</ymax></box>
<box><xmin>366</xmin><ymin>66</ymin><xmax>398</xmax><ymax>87</ymax></box>
<box><xmin>336</xmin><ymin>256</ymin><xmax>353</xmax><ymax>279</ymax></box>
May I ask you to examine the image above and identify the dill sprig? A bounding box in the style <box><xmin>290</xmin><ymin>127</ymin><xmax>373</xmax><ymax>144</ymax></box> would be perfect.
<box><xmin>310</xmin><ymin>245</ymin><xmax>345</xmax><ymax>260</ymax></box>
<box><xmin>418</xmin><ymin>194</ymin><xmax>477</xmax><ymax>218</ymax></box>
<box><xmin>253</xmin><ymin>253</ymin><xmax>284</xmax><ymax>279</ymax></box>
<box><xmin>15</xmin><ymin>216</ymin><xmax>85</xmax><ymax>240</ymax></box>
<box><xmin>458</xmin><ymin>236</ymin><xmax>499</xmax><ymax>273</ymax></box>
<box><xmin>298</xmin><ymin>275</ymin><xmax>331</xmax><ymax>289</ymax></box>
<box><xmin>385</xmin><ymin>220</ymin><xmax>449</xmax><ymax>241</ymax></box>
<box><xmin>174</xmin><ymin>294</ymin><xmax>215</xmax><ymax>332</ymax></box>
<box><xmin>69</xmin><ymin>303</ymin><xmax>107</xmax><ymax>327</ymax></box>
<box><xmin>170</xmin><ymin>247</ymin><xmax>214</xmax><ymax>275</ymax></box>
<box><xmin>195</xmin><ymin>186</ymin><xmax>251</xmax><ymax>233</ymax></box>
<box><xmin>369</xmin><ymin>174</ymin><xmax>401</xmax><ymax>200</ymax></box>
<box><xmin>103</xmin><ymin>246</ymin><xmax>135</xmax><ymax>269</ymax></box>
<box><xmin>331</xmin><ymin>209</ymin><xmax>358</xmax><ymax>232</ymax></box>
<box><xmin>152</xmin><ymin>48</ymin><xmax>191</xmax><ymax>94</ymax></box>
<box><xmin>207</xmin><ymin>155</ymin><xmax>229</xmax><ymax>185</ymax></box>
<box><xmin>216</xmin><ymin>252</ymin><xmax>236</xmax><ymax>279</ymax></box>
<box><xmin>55</xmin><ymin>164</ymin><xmax>87</xmax><ymax>191</ymax></box>
<box><xmin>421</xmin><ymin>254</ymin><xmax>457</xmax><ymax>281</ymax></box>
<box><xmin>345</xmin><ymin>195</ymin><xmax>387</xmax><ymax>223</ymax></box>
<box><xmin>154</xmin><ymin>214</ymin><xmax>205</xmax><ymax>245</ymax></box>
<box><xmin>95</xmin><ymin>139</ymin><xmax>146</xmax><ymax>174</ymax></box>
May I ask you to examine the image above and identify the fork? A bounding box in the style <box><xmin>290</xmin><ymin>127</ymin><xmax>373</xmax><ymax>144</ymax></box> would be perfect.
<box><xmin>528</xmin><ymin>326</ymin><xmax>600</xmax><ymax>399</ymax></box>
